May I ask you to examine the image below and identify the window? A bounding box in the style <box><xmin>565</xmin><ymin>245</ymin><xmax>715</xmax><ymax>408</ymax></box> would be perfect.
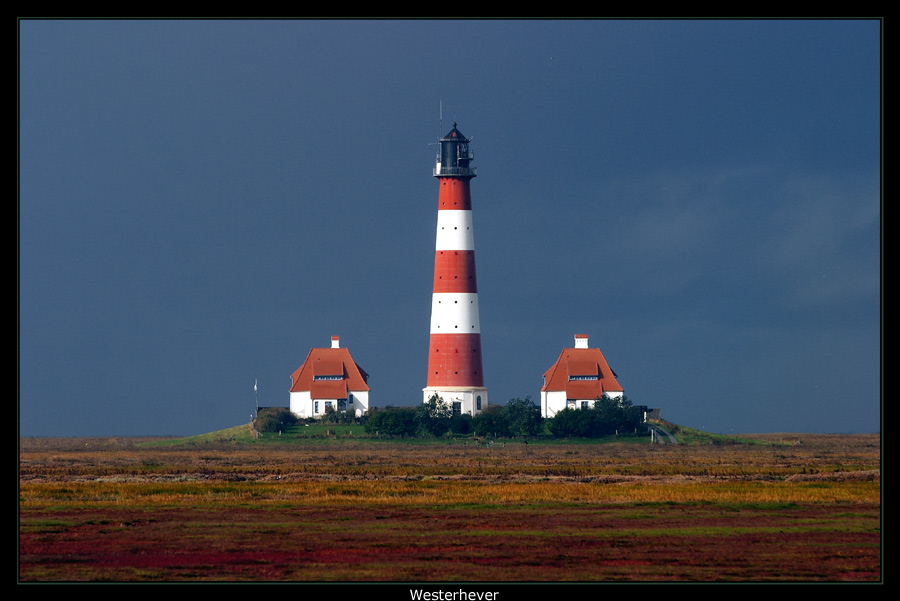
<box><xmin>314</xmin><ymin>401</ymin><xmax>319</xmax><ymax>413</ymax></box>
<box><xmin>476</xmin><ymin>396</ymin><xmax>482</xmax><ymax>411</ymax></box>
<box><xmin>581</xmin><ymin>401</ymin><xmax>589</xmax><ymax>410</ymax></box>
<box><xmin>569</xmin><ymin>375</ymin><xmax>598</xmax><ymax>381</ymax></box>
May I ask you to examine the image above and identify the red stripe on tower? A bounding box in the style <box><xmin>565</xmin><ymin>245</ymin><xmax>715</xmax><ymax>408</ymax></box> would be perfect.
<box><xmin>423</xmin><ymin>123</ymin><xmax>488</xmax><ymax>416</ymax></box>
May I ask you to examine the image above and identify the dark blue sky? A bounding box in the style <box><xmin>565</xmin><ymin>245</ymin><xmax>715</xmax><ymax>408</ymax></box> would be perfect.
<box><xmin>19</xmin><ymin>20</ymin><xmax>881</xmax><ymax>436</ymax></box>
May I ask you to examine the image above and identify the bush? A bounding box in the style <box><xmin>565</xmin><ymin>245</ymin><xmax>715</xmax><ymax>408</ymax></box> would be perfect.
<box><xmin>255</xmin><ymin>407</ymin><xmax>298</xmax><ymax>433</ymax></box>
<box><xmin>547</xmin><ymin>407</ymin><xmax>591</xmax><ymax>438</ymax></box>
<box><xmin>322</xmin><ymin>406</ymin><xmax>354</xmax><ymax>425</ymax></box>
<box><xmin>548</xmin><ymin>396</ymin><xmax>644</xmax><ymax>438</ymax></box>
<box><xmin>470</xmin><ymin>397</ymin><xmax>543</xmax><ymax>439</ymax></box>
<box><xmin>448</xmin><ymin>413</ymin><xmax>473</xmax><ymax>435</ymax></box>
<box><xmin>363</xmin><ymin>407</ymin><xmax>418</xmax><ymax>437</ymax></box>
<box><xmin>472</xmin><ymin>405</ymin><xmax>509</xmax><ymax>438</ymax></box>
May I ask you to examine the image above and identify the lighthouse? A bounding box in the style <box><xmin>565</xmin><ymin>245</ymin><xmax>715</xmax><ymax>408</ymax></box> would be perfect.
<box><xmin>423</xmin><ymin>123</ymin><xmax>488</xmax><ymax>416</ymax></box>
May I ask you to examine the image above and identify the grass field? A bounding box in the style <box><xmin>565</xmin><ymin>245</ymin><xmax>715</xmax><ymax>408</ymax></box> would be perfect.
<box><xmin>18</xmin><ymin>428</ymin><xmax>880</xmax><ymax>582</ymax></box>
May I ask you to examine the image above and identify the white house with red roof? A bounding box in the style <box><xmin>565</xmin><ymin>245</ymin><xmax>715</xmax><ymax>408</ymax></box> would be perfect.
<box><xmin>540</xmin><ymin>334</ymin><xmax>624</xmax><ymax>418</ymax></box>
<box><xmin>289</xmin><ymin>336</ymin><xmax>370</xmax><ymax>419</ymax></box>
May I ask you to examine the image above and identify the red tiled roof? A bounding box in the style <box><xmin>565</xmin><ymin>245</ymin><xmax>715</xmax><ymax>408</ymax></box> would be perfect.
<box><xmin>567</xmin><ymin>360</ymin><xmax>598</xmax><ymax>376</ymax></box>
<box><xmin>310</xmin><ymin>380</ymin><xmax>349</xmax><ymax>399</ymax></box>
<box><xmin>290</xmin><ymin>347</ymin><xmax>370</xmax><ymax>395</ymax></box>
<box><xmin>313</xmin><ymin>359</ymin><xmax>344</xmax><ymax>377</ymax></box>
<box><xmin>541</xmin><ymin>346</ymin><xmax>623</xmax><ymax>397</ymax></box>
<box><xmin>565</xmin><ymin>380</ymin><xmax>609</xmax><ymax>399</ymax></box>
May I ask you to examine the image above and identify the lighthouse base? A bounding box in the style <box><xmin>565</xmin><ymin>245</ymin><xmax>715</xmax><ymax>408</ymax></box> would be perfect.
<box><xmin>423</xmin><ymin>387</ymin><xmax>488</xmax><ymax>417</ymax></box>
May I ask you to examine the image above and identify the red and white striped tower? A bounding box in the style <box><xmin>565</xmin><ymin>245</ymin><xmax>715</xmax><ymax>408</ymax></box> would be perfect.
<box><xmin>423</xmin><ymin>123</ymin><xmax>487</xmax><ymax>416</ymax></box>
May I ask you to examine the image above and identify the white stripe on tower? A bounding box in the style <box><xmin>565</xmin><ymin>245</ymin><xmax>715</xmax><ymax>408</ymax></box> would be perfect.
<box><xmin>434</xmin><ymin>210</ymin><xmax>475</xmax><ymax>250</ymax></box>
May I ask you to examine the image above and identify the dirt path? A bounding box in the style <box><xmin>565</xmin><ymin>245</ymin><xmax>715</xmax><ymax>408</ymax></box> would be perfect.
<box><xmin>649</xmin><ymin>423</ymin><xmax>678</xmax><ymax>444</ymax></box>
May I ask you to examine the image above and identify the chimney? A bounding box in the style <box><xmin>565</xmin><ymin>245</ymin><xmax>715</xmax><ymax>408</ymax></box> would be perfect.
<box><xmin>574</xmin><ymin>334</ymin><xmax>588</xmax><ymax>349</ymax></box>
<box><xmin>331</xmin><ymin>336</ymin><xmax>340</xmax><ymax>349</ymax></box>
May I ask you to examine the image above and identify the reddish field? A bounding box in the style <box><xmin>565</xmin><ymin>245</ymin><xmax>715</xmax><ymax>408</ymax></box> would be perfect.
<box><xmin>19</xmin><ymin>433</ymin><xmax>880</xmax><ymax>582</ymax></box>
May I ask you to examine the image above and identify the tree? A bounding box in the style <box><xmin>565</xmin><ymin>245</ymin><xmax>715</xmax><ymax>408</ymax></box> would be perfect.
<box><xmin>547</xmin><ymin>407</ymin><xmax>590</xmax><ymax>438</ymax></box>
<box><xmin>472</xmin><ymin>404</ymin><xmax>509</xmax><ymax>438</ymax></box>
<box><xmin>590</xmin><ymin>396</ymin><xmax>620</xmax><ymax>436</ymax></box>
<box><xmin>505</xmin><ymin>396</ymin><xmax>543</xmax><ymax>437</ymax></box>
<box><xmin>415</xmin><ymin>394</ymin><xmax>453</xmax><ymax>437</ymax></box>
<box><xmin>594</xmin><ymin>395</ymin><xmax>642</xmax><ymax>434</ymax></box>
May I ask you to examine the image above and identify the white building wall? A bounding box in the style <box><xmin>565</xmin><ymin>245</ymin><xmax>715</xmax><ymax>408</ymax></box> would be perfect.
<box><xmin>290</xmin><ymin>390</ymin><xmax>312</xmax><ymax>419</ymax></box>
<box><xmin>541</xmin><ymin>390</ymin><xmax>567</xmax><ymax>418</ymax></box>
<box><xmin>291</xmin><ymin>390</ymin><xmax>370</xmax><ymax>419</ymax></box>
<box><xmin>423</xmin><ymin>387</ymin><xmax>487</xmax><ymax>416</ymax></box>
<box><xmin>349</xmin><ymin>390</ymin><xmax>369</xmax><ymax>416</ymax></box>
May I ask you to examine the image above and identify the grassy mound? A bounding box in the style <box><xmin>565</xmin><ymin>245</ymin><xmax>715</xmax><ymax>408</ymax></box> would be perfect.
<box><xmin>141</xmin><ymin>424</ymin><xmax>256</xmax><ymax>446</ymax></box>
<box><xmin>145</xmin><ymin>418</ymin><xmax>783</xmax><ymax>448</ymax></box>
<box><xmin>653</xmin><ymin>419</ymin><xmax>784</xmax><ymax>445</ymax></box>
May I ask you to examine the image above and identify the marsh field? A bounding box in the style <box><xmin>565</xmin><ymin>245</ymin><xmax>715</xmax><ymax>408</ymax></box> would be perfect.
<box><xmin>19</xmin><ymin>428</ymin><xmax>880</xmax><ymax>582</ymax></box>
